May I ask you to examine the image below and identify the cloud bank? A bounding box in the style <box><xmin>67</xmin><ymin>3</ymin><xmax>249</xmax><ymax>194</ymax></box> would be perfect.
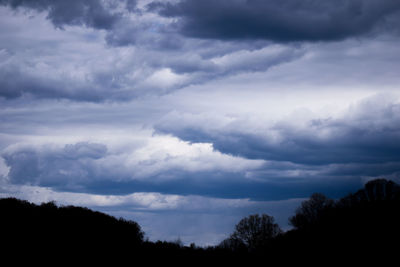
<box><xmin>1</xmin><ymin>0</ymin><xmax>400</xmax><ymax>245</ymax></box>
<box><xmin>156</xmin><ymin>94</ymin><xmax>400</xmax><ymax>165</ymax></box>
<box><xmin>150</xmin><ymin>0</ymin><xmax>400</xmax><ymax>41</ymax></box>
<box><xmin>1</xmin><ymin>136</ymin><xmax>267</xmax><ymax>197</ymax></box>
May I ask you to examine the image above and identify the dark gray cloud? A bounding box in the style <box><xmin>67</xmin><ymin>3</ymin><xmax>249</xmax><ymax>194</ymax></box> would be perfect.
<box><xmin>1</xmin><ymin>138</ymin><xmax>364</xmax><ymax>201</ymax></box>
<box><xmin>0</xmin><ymin>65</ymin><xmax>106</xmax><ymax>101</ymax></box>
<box><xmin>1</xmin><ymin>0</ymin><xmax>400</xmax><ymax>248</ymax></box>
<box><xmin>0</xmin><ymin>31</ymin><xmax>302</xmax><ymax>102</ymax></box>
<box><xmin>1</xmin><ymin>139</ymin><xmax>263</xmax><ymax>197</ymax></box>
<box><xmin>125</xmin><ymin>0</ymin><xmax>138</xmax><ymax>13</ymax></box>
<box><xmin>149</xmin><ymin>0</ymin><xmax>400</xmax><ymax>42</ymax></box>
<box><xmin>155</xmin><ymin>94</ymin><xmax>400</xmax><ymax>166</ymax></box>
<box><xmin>89</xmin><ymin>174</ymin><xmax>364</xmax><ymax>201</ymax></box>
<box><xmin>0</xmin><ymin>0</ymin><xmax>126</xmax><ymax>30</ymax></box>
<box><xmin>0</xmin><ymin>0</ymin><xmax>161</xmax><ymax>49</ymax></box>
<box><xmin>104</xmin><ymin>19</ymin><xmax>139</xmax><ymax>46</ymax></box>
<box><xmin>2</xmin><ymin>142</ymin><xmax>108</xmax><ymax>188</ymax></box>
<box><xmin>163</xmin><ymin>44</ymin><xmax>303</xmax><ymax>81</ymax></box>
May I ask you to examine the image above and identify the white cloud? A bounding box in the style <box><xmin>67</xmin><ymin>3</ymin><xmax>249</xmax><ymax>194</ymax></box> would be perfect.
<box><xmin>156</xmin><ymin>92</ymin><xmax>400</xmax><ymax>168</ymax></box>
<box><xmin>0</xmin><ymin>157</ymin><xmax>9</xmax><ymax>180</ymax></box>
<box><xmin>142</xmin><ymin>68</ymin><xmax>188</xmax><ymax>90</ymax></box>
<box><xmin>124</xmin><ymin>134</ymin><xmax>264</xmax><ymax>177</ymax></box>
<box><xmin>0</xmin><ymin>182</ymin><xmax>253</xmax><ymax>211</ymax></box>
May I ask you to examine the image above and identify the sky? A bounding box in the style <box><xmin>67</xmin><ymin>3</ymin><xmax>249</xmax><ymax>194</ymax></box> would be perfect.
<box><xmin>1</xmin><ymin>0</ymin><xmax>400</xmax><ymax>246</ymax></box>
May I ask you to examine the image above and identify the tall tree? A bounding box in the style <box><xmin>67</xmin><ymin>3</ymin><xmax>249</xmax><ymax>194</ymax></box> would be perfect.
<box><xmin>227</xmin><ymin>214</ymin><xmax>281</xmax><ymax>251</ymax></box>
<box><xmin>289</xmin><ymin>193</ymin><xmax>334</xmax><ymax>229</ymax></box>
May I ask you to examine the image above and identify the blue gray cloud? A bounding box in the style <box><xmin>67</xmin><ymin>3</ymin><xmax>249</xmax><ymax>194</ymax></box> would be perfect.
<box><xmin>0</xmin><ymin>0</ymin><xmax>145</xmax><ymax>48</ymax></box>
<box><xmin>0</xmin><ymin>0</ymin><xmax>129</xmax><ymax>29</ymax></box>
<box><xmin>1</xmin><ymin>0</ymin><xmax>400</xmax><ymax>245</ymax></box>
<box><xmin>0</xmin><ymin>136</ymin><xmax>370</xmax><ymax>201</ymax></box>
<box><xmin>3</xmin><ymin>138</ymin><xmax>284</xmax><ymax>199</ymax></box>
<box><xmin>0</xmin><ymin>16</ymin><xmax>302</xmax><ymax>102</ymax></box>
<box><xmin>149</xmin><ymin>0</ymin><xmax>400</xmax><ymax>42</ymax></box>
<box><xmin>2</xmin><ymin>142</ymin><xmax>108</xmax><ymax>188</ymax></box>
<box><xmin>155</xmin><ymin>94</ymin><xmax>400</xmax><ymax>172</ymax></box>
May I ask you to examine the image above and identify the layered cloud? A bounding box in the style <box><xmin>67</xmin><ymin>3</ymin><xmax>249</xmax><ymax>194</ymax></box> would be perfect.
<box><xmin>1</xmin><ymin>0</ymin><xmax>400</xmax><ymax>245</ymax></box>
<box><xmin>0</xmin><ymin>4</ymin><xmax>303</xmax><ymax>101</ymax></box>
<box><xmin>1</xmin><ymin>136</ymin><xmax>266</xmax><ymax>195</ymax></box>
<box><xmin>3</xmin><ymin>0</ymin><xmax>400</xmax><ymax>102</ymax></box>
<box><xmin>156</xmin><ymin>93</ymin><xmax>400</xmax><ymax>176</ymax></box>
<box><xmin>4</xmin><ymin>0</ymin><xmax>400</xmax><ymax>44</ymax></box>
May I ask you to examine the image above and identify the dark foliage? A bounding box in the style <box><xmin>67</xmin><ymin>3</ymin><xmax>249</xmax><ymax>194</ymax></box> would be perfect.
<box><xmin>218</xmin><ymin>178</ymin><xmax>400</xmax><ymax>264</ymax></box>
<box><xmin>219</xmin><ymin>214</ymin><xmax>281</xmax><ymax>252</ymax></box>
<box><xmin>289</xmin><ymin>192</ymin><xmax>335</xmax><ymax>229</ymax></box>
<box><xmin>272</xmin><ymin>178</ymin><xmax>400</xmax><ymax>264</ymax></box>
<box><xmin>1</xmin><ymin>178</ymin><xmax>399</xmax><ymax>264</ymax></box>
<box><xmin>0</xmin><ymin>198</ymin><xmax>144</xmax><ymax>260</ymax></box>
<box><xmin>0</xmin><ymin>198</ymin><xmax>245</xmax><ymax>264</ymax></box>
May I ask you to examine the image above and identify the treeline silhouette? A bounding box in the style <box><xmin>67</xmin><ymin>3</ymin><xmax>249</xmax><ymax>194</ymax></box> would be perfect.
<box><xmin>0</xmin><ymin>198</ymin><xmax>144</xmax><ymax>260</ymax></box>
<box><xmin>1</xmin><ymin>178</ymin><xmax>400</xmax><ymax>264</ymax></box>
<box><xmin>219</xmin><ymin>178</ymin><xmax>400</xmax><ymax>264</ymax></box>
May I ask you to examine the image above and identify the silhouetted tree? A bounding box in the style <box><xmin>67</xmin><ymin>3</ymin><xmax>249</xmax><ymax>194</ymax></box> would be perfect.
<box><xmin>338</xmin><ymin>178</ymin><xmax>400</xmax><ymax>207</ymax></box>
<box><xmin>289</xmin><ymin>193</ymin><xmax>334</xmax><ymax>229</ymax></box>
<box><xmin>173</xmin><ymin>237</ymin><xmax>184</xmax><ymax>247</ymax></box>
<box><xmin>223</xmin><ymin>214</ymin><xmax>281</xmax><ymax>251</ymax></box>
<box><xmin>2</xmin><ymin>178</ymin><xmax>400</xmax><ymax>264</ymax></box>
<box><xmin>219</xmin><ymin>234</ymin><xmax>247</xmax><ymax>251</ymax></box>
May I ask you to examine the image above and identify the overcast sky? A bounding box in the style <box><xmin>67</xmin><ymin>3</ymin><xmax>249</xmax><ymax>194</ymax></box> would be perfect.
<box><xmin>1</xmin><ymin>0</ymin><xmax>400</xmax><ymax>246</ymax></box>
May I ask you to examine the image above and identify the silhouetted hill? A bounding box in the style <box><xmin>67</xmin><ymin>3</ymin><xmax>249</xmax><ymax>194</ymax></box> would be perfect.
<box><xmin>0</xmin><ymin>198</ymin><xmax>144</xmax><ymax>260</ymax></box>
<box><xmin>0</xmin><ymin>198</ymin><xmax>236</xmax><ymax>264</ymax></box>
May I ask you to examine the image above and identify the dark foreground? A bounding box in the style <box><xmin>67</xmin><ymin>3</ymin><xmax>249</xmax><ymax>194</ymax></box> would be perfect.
<box><xmin>1</xmin><ymin>179</ymin><xmax>400</xmax><ymax>265</ymax></box>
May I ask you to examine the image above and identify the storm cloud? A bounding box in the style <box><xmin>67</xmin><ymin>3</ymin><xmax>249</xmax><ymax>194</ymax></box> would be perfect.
<box><xmin>0</xmin><ymin>0</ymin><xmax>126</xmax><ymax>29</ymax></box>
<box><xmin>1</xmin><ymin>0</ymin><xmax>400</xmax><ymax>245</ymax></box>
<box><xmin>1</xmin><ymin>136</ymin><xmax>268</xmax><ymax>197</ymax></box>
<box><xmin>156</xmin><ymin>94</ymin><xmax>400</xmax><ymax>164</ymax></box>
<box><xmin>2</xmin><ymin>142</ymin><xmax>108</xmax><ymax>187</ymax></box>
<box><xmin>0</xmin><ymin>13</ymin><xmax>302</xmax><ymax>102</ymax></box>
<box><xmin>150</xmin><ymin>0</ymin><xmax>400</xmax><ymax>42</ymax></box>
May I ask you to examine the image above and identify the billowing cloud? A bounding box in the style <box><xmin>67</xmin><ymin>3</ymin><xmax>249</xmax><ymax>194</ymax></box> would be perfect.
<box><xmin>150</xmin><ymin>0</ymin><xmax>400</xmax><ymax>42</ymax></box>
<box><xmin>1</xmin><ymin>132</ymin><xmax>365</xmax><ymax>201</ymax></box>
<box><xmin>1</xmin><ymin>136</ymin><xmax>265</xmax><ymax>194</ymax></box>
<box><xmin>0</xmin><ymin>0</ymin><xmax>147</xmax><ymax>49</ymax></box>
<box><xmin>0</xmin><ymin>0</ymin><xmax>126</xmax><ymax>29</ymax></box>
<box><xmin>0</xmin><ymin>8</ymin><xmax>303</xmax><ymax>102</ymax></box>
<box><xmin>0</xmin><ymin>63</ymin><xmax>106</xmax><ymax>101</ymax></box>
<box><xmin>156</xmin><ymin>93</ymin><xmax>400</xmax><ymax>167</ymax></box>
<box><xmin>2</xmin><ymin>142</ymin><xmax>108</xmax><ymax>188</ymax></box>
<box><xmin>1</xmin><ymin>0</ymin><xmax>400</xmax><ymax>246</ymax></box>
